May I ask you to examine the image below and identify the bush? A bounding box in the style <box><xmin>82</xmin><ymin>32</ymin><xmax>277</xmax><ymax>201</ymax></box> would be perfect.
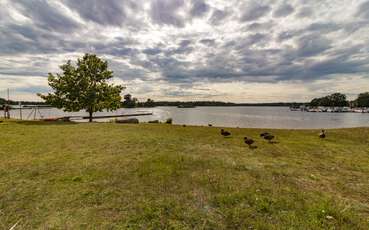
<box><xmin>116</xmin><ymin>118</ymin><xmax>139</xmax><ymax>124</ymax></box>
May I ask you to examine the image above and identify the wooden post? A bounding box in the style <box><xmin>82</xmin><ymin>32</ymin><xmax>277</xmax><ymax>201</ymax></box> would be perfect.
<box><xmin>4</xmin><ymin>104</ymin><xmax>10</xmax><ymax>119</ymax></box>
<box><xmin>5</xmin><ymin>88</ymin><xmax>10</xmax><ymax>119</ymax></box>
<box><xmin>19</xmin><ymin>102</ymin><xmax>22</xmax><ymax>120</ymax></box>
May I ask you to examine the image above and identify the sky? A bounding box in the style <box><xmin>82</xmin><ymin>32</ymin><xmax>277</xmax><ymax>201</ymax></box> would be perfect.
<box><xmin>1</xmin><ymin>0</ymin><xmax>369</xmax><ymax>102</ymax></box>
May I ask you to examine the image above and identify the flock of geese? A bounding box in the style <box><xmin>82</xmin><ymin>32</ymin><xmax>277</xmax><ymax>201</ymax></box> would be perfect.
<box><xmin>220</xmin><ymin>128</ymin><xmax>326</xmax><ymax>149</ymax></box>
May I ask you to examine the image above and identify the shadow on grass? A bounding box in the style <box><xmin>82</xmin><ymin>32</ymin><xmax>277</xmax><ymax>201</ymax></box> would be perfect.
<box><xmin>14</xmin><ymin>120</ymin><xmax>78</xmax><ymax>126</ymax></box>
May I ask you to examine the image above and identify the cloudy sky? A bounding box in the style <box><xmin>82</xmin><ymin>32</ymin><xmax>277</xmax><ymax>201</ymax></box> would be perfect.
<box><xmin>1</xmin><ymin>0</ymin><xmax>369</xmax><ymax>102</ymax></box>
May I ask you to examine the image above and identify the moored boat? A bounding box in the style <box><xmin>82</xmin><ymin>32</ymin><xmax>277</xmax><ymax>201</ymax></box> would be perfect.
<box><xmin>177</xmin><ymin>104</ymin><xmax>196</xmax><ymax>108</ymax></box>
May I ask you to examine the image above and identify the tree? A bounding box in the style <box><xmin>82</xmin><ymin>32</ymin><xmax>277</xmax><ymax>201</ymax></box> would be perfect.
<box><xmin>0</xmin><ymin>98</ymin><xmax>7</xmax><ymax>105</ymax></box>
<box><xmin>356</xmin><ymin>92</ymin><xmax>369</xmax><ymax>107</ymax></box>
<box><xmin>328</xmin><ymin>93</ymin><xmax>348</xmax><ymax>107</ymax></box>
<box><xmin>310</xmin><ymin>98</ymin><xmax>321</xmax><ymax>107</ymax></box>
<box><xmin>122</xmin><ymin>94</ymin><xmax>137</xmax><ymax>108</ymax></box>
<box><xmin>310</xmin><ymin>93</ymin><xmax>348</xmax><ymax>107</ymax></box>
<box><xmin>350</xmin><ymin>100</ymin><xmax>358</xmax><ymax>108</ymax></box>
<box><xmin>124</xmin><ymin>94</ymin><xmax>132</xmax><ymax>102</ymax></box>
<box><xmin>144</xmin><ymin>98</ymin><xmax>155</xmax><ymax>107</ymax></box>
<box><xmin>38</xmin><ymin>53</ymin><xmax>124</xmax><ymax>122</ymax></box>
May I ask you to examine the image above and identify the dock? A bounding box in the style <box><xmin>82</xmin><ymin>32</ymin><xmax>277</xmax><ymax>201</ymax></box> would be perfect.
<box><xmin>42</xmin><ymin>112</ymin><xmax>153</xmax><ymax>121</ymax></box>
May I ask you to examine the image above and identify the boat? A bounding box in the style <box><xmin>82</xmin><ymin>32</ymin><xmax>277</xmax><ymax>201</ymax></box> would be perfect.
<box><xmin>353</xmin><ymin>108</ymin><xmax>369</xmax><ymax>113</ymax></box>
<box><xmin>353</xmin><ymin>108</ymin><xmax>364</xmax><ymax>113</ymax></box>
<box><xmin>342</xmin><ymin>107</ymin><xmax>351</xmax><ymax>112</ymax></box>
<box><xmin>319</xmin><ymin>107</ymin><xmax>328</xmax><ymax>112</ymax></box>
<box><xmin>308</xmin><ymin>107</ymin><xmax>321</xmax><ymax>112</ymax></box>
<box><xmin>177</xmin><ymin>104</ymin><xmax>196</xmax><ymax>108</ymax></box>
<box><xmin>289</xmin><ymin>106</ymin><xmax>301</xmax><ymax>111</ymax></box>
<box><xmin>326</xmin><ymin>107</ymin><xmax>341</xmax><ymax>113</ymax></box>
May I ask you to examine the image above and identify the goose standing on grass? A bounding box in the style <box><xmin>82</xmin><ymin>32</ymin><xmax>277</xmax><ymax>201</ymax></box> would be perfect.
<box><xmin>220</xmin><ymin>129</ymin><xmax>231</xmax><ymax>137</ymax></box>
<box><xmin>319</xmin><ymin>130</ymin><xmax>326</xmax><ymax>139</ymax></box>
<box><xmin>260</xmin><ymin>132</ymin><xmax>270</xmax><ymax>137</ymax></box>
<box><xmin>244</xmin><ymin>137</ymin><xmax>255</xmax><ymax>148</ymax></box>
<box><xmin>263</xmin><ymin>133</ymin><xmax>275</xmax><ymax>143</ymax></box>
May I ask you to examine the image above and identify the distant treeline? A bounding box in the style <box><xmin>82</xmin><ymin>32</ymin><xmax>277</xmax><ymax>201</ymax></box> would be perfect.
<box><xmin>3</xmin><ymin>92</ymin><xmax>369</xmax><ymax>109</ymax></box>
<box><xmin>0</xmin><ymin>98</ymin><xmax>45</xmax><ymax>106</ymax></box>
<box><xmin>121</xmin><ymin>94</ymin><xmax>306</xmax><ymax>108</ymax></box>
<box><xmin>310</xmin><ymin>92</ymin><xmax>369</xmax><ymax>107</ymax></box>
<box><xmin>138</xmin><ymin>101</ymin><xmax>306</xmax><ymax>107</ymax></box>
<box><xmin>0</xmin><ymin>94</ymin><xmax>307</xmax><ymax>109</ymax></box>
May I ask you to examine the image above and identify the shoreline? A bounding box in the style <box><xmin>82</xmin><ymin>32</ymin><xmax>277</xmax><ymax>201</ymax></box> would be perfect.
<box><xmin>4</xmin><ymin>119</ymin><xmax>369</xmax><ymax>130</ymax></box>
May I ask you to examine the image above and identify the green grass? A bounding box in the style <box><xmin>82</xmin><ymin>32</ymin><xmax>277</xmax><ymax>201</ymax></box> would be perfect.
<box><xmin>0</xmin><ymin>120</ymin><xmax>369</xmax><ymax>229</ymax></box>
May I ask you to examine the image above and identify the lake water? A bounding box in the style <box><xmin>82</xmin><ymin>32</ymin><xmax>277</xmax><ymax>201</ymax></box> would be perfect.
<box><xmin>8</xmin><ymin>106</ymin><xmax>369</xmax><ymax>129</ymax></box>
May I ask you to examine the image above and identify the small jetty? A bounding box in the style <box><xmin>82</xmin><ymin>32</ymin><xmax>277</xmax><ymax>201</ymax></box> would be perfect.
<box><xmin>42</xmin><ymin>112</ymin><xmax>153</xmax><ymax>122</ymax></box>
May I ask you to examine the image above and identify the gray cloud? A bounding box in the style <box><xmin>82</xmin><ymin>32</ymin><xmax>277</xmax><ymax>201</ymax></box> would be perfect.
<box><xmin>306</xmin><ymin>22</ymin><xmax>341</xmax><ymax>33</ymax></box>
<box><xmin>209</xmin><ymin>9</ymin><xmax>229</xmax><ymax>25</ymax></box>
<box><xmin>246</xmin><ymin>21</ymin><xmax>275</xmax><ymax>31</ymax></box>
<box><xmin>356</xmin><ymin>1</ymin><xmax>369</xmax><ymax>19</ymax></box>
<box><xmin>63</xmin><ymin>0</ymin><xmax>131</xmax><ymax>26</ymax></box>
<box><xmin>143</xmin><ymin>48</ymin><xmax>162</xmax><ymax>55</ymax></box>
<box><xmin>199</xmin><ymin>39</ymin><xmax>216</xmax><ymax>46</ymax></box>
<box><xmin>150</xmin><ymin>0</ymin><xmax>185</xmax><ymax>27</ymax></box>
<box><xmin>240</xmin><ymin>3</ymin><xmax>271</xmax><ymax>22</ymax></box>
<box><xmin>142</xmin><ymin>40</ymin><xmax>195</xmax><ymax>57</ymax></box>
<box><xmin>0</xmin><ymin>24</ymin><xmax>67</xmax><ymax>54</ymax></box>
<box><xmin>295</xmin><ymin>34</ymin><xmax>332</xmax><ymax>57</ymax></box>
<box><xmin>190</xmin><ymin>0</ymin><xmax>210</xmax><ymax>17</ymax></box>
<box><xmin>297</xmin><ymin>6</ymin><xmax>313</xmax><ymax>18</ymax></box>
<box><xmin>273</xmin><ymin>3</ymin><xmax>294</xmax><ymax>17</ymax></box>
<box><xmin>2</xmin><ymin>0</ymin><xmax>369</xmax><ymax>101</ymax></box>
<box><xmin>15</xmin><ymin>1</ymin><xmax>76</xmax><ymax>33</ymax></box>
<box><xmin>12</xmin><ymin>0</ymin><xmax>80</xmax><ymax>32</ymax></box>
<box><xmin>277</xmin><ymin>22</ymin><xmax>341</xmax><ymax>42</ymax></box>
<box><xmin>235</xmin><ymin>33</ymin><xmax>271</xmax><ymax>50</ymax></box>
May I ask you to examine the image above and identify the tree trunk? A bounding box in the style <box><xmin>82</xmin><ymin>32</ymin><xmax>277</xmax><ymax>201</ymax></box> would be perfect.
<box><xmin>89</xmin><ymin>111</ymin><xmax>93</xmax><ymax>122</ymax></box>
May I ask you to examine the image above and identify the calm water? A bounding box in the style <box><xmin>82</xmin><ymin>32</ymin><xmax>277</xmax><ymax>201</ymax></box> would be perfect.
<box><xmin>9</xmin><ymin>106</ymin><xmax>369</xmax><ymax>129</ymax></box>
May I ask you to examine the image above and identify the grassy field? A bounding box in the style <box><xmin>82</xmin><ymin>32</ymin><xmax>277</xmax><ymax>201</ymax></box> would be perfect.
<box><xmin>0</xmin><ymin>120</ymin><xmax>369</xmax><ymax>229</ymax></box>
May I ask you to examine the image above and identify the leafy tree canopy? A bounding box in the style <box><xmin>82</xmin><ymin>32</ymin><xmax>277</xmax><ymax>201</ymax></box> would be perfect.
<box><xmin>122</xmin><ymin>93</ymin><xmax>137</xmax><ymax>108</ymax></box>
<box><xmin>38</xmin><ymin>53</ymin><xmax>124</xmax><ymax>121</ymax></box>
<box><xmin>356</xmin><ymin>92</ymin><xmax>369</xmax><ymax>107</ymax></box>
<box><xmin>310</xmin><ymin>93</ymin><xmax>349</xmax><ymax>107</ymax></box>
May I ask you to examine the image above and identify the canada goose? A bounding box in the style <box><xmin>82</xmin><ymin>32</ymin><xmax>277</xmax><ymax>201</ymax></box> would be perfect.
<box><xmin>208</xmin><ymin>124</ymin><xmax>213</xmax><ymax>127</ymax></box>
<box><xmin>220</xmin><ymin>129</ymin><xmax>231</xmax><ymax>137</ymax></box>
<box><xmin>260</xmin><ymin>132</ymin><xmax>270</xmax><ymax>137</ymax></box>
<box><xmin>244</xmin><ymin>137</ymin><xmax>255</xmax><ymax>148</ymax></box>
<box><xmin>319</xmin><ymin>130</ymin><xmax>326</xmax><ymax>138</ymax></box>
<box><xmin>263</xmin><ymin>134</ymin><xmax>275</xmax><ymax>143</ymax></box>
